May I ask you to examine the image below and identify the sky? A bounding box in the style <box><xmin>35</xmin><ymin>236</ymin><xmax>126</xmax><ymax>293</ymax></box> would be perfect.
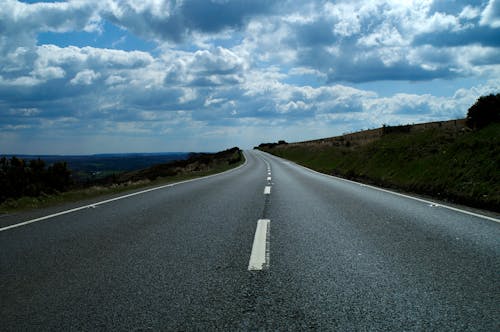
<box><xmin>1</xmin><ymin>0</ymin><xmax>499</xmax><ymax>154</ymax></box>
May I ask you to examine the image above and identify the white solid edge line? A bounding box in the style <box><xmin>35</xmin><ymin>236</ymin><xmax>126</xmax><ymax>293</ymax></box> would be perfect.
<box><xmin>264</xmin><ymin>186</ymin><xmax>271</xmax><ymax>195</ymax></box>
<box><xmin>0</xmin><ymin>152</ymin><xmax>249</xmax><ymax>233</ymax></box>
<box><xmin>258</xmin><ymin>150</ymin><xmax>500</xmax><ymax>223</ymax></box>
<box><xmin>248</xmin><ymin>219</ymin><xmax>270</xmax><ymax>271</ymax></box>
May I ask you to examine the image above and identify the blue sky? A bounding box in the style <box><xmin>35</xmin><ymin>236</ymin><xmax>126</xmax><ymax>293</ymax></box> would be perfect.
<box><xmin>1</xmin><ymin>0</ymin><xmax>499</xmax><ymax>154</ymax></box>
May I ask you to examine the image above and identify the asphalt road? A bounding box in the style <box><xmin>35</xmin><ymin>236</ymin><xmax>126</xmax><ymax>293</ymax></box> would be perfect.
<box><xmin>1</xmin><ymin>150</ymin><xmax>499</xmax><ymax>330</ymax></box>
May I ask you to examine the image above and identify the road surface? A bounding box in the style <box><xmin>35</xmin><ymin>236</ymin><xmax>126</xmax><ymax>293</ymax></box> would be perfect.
<box><xmin>1</xmin><ymin>150</ymin><xmax>499</xmax><ymax>330</ymax></box>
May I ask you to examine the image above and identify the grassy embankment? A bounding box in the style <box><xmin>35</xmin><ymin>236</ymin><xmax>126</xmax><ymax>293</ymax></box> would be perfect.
<box><xmin>0</xmin><ymin>147</ymin><xmax>244</xmax><ymax>213</ymax></box>
<box><xmin>259</xmin><ymin>123</ymin><xmax>499</xmax><ymax>212</ymax></box>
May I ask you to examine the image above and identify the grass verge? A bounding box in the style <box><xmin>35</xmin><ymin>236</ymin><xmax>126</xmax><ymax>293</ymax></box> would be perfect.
<box><xmin>260</xmin><ymin>124</ymin><xmax>499</xmax><ymax>212</ymax></box>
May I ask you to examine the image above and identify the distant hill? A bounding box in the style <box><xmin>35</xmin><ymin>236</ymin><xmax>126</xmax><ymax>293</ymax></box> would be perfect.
<box><xmin>257</xmin><ymin>113</ymin><xmax>499</xmax><ymax>212</ymax></box>
<box><xmin>3</xmin><ymin>153</ymin><xmax>190</xmax><ymax>182</ymax></box>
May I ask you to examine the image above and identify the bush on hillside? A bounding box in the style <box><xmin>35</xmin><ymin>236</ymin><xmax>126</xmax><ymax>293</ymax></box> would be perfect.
<box><xmin>0</xmin><ymin>157</ymin><xmax>72</xmax><ymax>203</ymax></box>
<box><xmin>466</xmin><ymin>93</ymin><xmax>500</xmax><ymax>129</ymax></box>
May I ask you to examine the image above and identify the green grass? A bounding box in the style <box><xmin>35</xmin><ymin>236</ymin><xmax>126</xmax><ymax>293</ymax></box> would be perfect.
<box><xmin>262</xmin><ymin>124</ymin><xmax>500</xmax><ymax>211</ymax></box>
<box><xmin>0</xmin><ymin>152</ymin><xmax>245</xmax><ymax>214</ymax></box>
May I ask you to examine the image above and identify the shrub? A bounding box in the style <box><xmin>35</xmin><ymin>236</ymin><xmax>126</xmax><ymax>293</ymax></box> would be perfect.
<box><xmin>466</xmin><ymin>93</ymin><xmax>500</xmax><ymax>129</ymax></box>
<box><xmin>0</xmin><ymin>157</ymin><xmax>72</xmax><ymax>203</ymax></box>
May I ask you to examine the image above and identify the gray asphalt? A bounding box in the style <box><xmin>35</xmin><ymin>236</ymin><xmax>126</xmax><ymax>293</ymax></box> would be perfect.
<box><xmin>1</xmin><ymin>150</ymin><xmax>499</xmax><ymax>331</ymax></box>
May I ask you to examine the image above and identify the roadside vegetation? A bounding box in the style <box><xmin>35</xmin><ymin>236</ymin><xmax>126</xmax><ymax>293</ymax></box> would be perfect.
<box><xmin>0</xmin><ymin>158</ymin><xmax>72</xmax><ymax>204</ymax></box>
<box><xmin>258</xmin><ymin>94</ymin><xmax>500</xmax><ymax>212</ymax></box>
<box><xmin>0</xmin><ymin>147</ymin><xmax>243</xmax><ymax>213</ymax></box>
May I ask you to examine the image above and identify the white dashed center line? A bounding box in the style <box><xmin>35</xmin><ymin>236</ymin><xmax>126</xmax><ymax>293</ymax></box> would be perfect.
<box><xmin>247</xmin><ymin>156</ymin><xmax>273</xmax><ymax>271</ymax></box>
<box><xmin>248</xmin><ymin>219</ymin><xmax>270</xmax><ymax>271</ymax></box>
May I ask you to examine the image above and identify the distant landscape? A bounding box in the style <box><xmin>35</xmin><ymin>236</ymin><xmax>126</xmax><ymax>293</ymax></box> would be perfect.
<box><xmin>0</xmin><ymin>148</ymin><xmax>242</xmax><ymax>212</ymax></box>
<box><xmin>257</xmin><ymin>94</ymin><xmax>500</xmax><ymax>212</ymax></box>
<box><xmin>2</xmin><ymin>152</ymin><xmax>190</xmax><ymax>182</ymax></box>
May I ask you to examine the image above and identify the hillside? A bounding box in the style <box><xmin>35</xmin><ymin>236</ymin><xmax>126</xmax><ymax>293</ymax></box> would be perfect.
<box><xmin>257</xmin><ymin>120</ymin><xmax>499</xmax><ymax>212</ymax></box>
<box><xmin>103</xmin><ymin>147</ymin><xmax>242</xmax><ymax>184</ymax></box>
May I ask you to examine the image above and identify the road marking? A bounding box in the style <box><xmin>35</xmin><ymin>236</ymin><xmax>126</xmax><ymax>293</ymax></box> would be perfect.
<box><xmin>260</xmin><ymin>151</ymin><xmax>500</xmax><ymax>224</ymax></box>
<box><xmin>248</xmin><ymin>219</ymin><xmax>270</xmax><ymax>271</ymax></box>
<box><xmin>264</xmin><ymin>186</ymin><xmax>271</xmax><ymax>194</ymax></box>
<box><xmin>267</xmin><ymin>176</ymin><xmax>272</xmax><ymax>181</ymax></box>
<box><xmin>0</xmin><ymin>153</ymin><xmax>249</xmax><ymax>233</ymax></box>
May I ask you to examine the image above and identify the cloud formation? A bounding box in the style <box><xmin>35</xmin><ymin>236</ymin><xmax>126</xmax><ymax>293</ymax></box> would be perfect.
<box><xmin>0</xmin><ymin>0</ymin><xmax>499</xmax><ymax>154</ymax></box>
<box><xmin>103</xmin><ymin>0</ymin><xmax>275</xmax><ymax>42</ymax></box>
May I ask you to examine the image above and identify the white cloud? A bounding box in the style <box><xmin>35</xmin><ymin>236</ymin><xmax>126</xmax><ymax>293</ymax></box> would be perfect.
<box><xmin>0</xmin><ymin>75</ymin><xmax>41</xmax><ymax>87</ymax></box>
<box><xmin>204</xmin><ymin>97</ymin><xmax>226</xmax><ymax>107</ymax></box>
<box><xmin>70</xmin><ymin>69</ymin><xmax>100</xmax><ymax>85</ymax></box>
<box><xmin>323</xmin><ymin>2</ymin><xmax>362</xmax><ymax>37</ymax></box>
<box><xmin>105</xmin><ymin>75</ymin><xmax>126</xmax><ymax>85</ymax></box>
<box><xmin>0</xmin><ymin>0</ymin><xmax>100</xmax><ymax>54</ymax></box>
<box><xmin>480</xmin><ymin>0</ymin><xmax>500</xmax><ymax>28</ymax></box>
<box><xmin>178</xmin><ymin>88</ymin><xmax>198</xmax><ymax>104</ymax></box>
<box><xmin>162</xmin><ymin>46</ymin><xmax>247</xmax><ymax>87</ymax></box>
<box><xmin>192</xmin><ymin>47</ymin><xmax>246</xmax><ymax>73</ymax></box>
<box><xmin>417</xmin><ymin>11</ymin><xmax>462</xmax><ymax>34</ymax></box>
<box><xmin>459</xmin><ymin>6</ymin><xmax>481</xmax><ymax>20</ymax></box>
<box><xmin>35</xmin><ymin>45</ymin><xmax>153</xmax><ymax>70</ymax></box>
<box><xmin>9</xmin><ymin>108</ymin><xmax>40</xmax><ymax>116</ymax></box>
<box><xmin>31</xmin><ymin>66</ymin><xmax>66</xmax><ymax>80</ymax></box>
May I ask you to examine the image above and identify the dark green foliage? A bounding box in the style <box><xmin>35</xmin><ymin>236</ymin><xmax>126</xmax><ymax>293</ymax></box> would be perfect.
<box><xmin>255</xmin><ymin>141</ymin><xmax>288</xmax><ymax>149</ymax></box>
<box><xmin>47</xmin><ymin>162</ymin><xmax>72</xmax><ymax>191</ymax></box>
<box><xmin>0</xmin><ymin>157</ymin><xmax>72</xmax><ymax>203</ymax></box>
<box><xmin>382</xmin><ymin>124</ymin><xmax>411</xmax><ymax>135</ymax></box>
<box><xmin>466</xmin><ymin>93</ymin><xmax>500</xmax><ymax>129</ymax></box>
